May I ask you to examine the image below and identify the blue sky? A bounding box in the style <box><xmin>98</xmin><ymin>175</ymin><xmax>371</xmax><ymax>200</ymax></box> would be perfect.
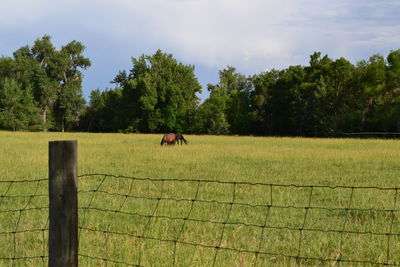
<box><xmin>1</xmin><ymin>0</ymin><xmax>399</xmax><ymax>101</ymax></box>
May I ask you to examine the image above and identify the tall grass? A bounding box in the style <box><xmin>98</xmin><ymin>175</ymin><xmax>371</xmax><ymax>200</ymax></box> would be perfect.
<box><xmin>0</xmin><ymin>132</ymin><xmax>399</xmax><ymax>266</ymax></box>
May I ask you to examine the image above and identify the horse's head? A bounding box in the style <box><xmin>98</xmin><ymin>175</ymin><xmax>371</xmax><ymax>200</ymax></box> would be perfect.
<box><xmin>160</xmin><ymin>134</ymin><xmax>167</xmax><ymax>145</ymax></box>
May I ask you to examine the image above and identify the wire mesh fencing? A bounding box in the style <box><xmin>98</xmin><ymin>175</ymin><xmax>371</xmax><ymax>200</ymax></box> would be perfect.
<box><xmin>1</xmin><ymin>174</ymin><xmax>399</xmax><ymax>266</ymax></box>
<box><xmin>0</xmin><ymin>178</ymin><xmax>49</xmax><ymax>266</ymax></box>
<box><xmin>77</xmin><ymin>174</ymin><xmax>400</xmax><ymax>266</ymax></box>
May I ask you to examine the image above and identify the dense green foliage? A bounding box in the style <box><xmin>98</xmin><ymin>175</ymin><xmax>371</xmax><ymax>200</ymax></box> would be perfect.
<box><xmin>0</xmin><ymin>35</ymin><xmax>90</xmax><ymax>131</ymax></box>
<box><xmin>81</xmin><ymin>50</ymin><xmax>201</xmax><ymax>133</ymax></box>
<box><xmin>1</xmin><ymin>36</ymin><xmax>400</xmax><ymax>136</ymax></box>
<box><xmin>80</xmin><ymin>50</ymin><xmax>400</xmax><ymax>136</ymax></box>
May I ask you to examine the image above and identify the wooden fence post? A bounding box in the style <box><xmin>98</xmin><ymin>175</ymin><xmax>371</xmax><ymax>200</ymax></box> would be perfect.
<box><xmin>49</xmin><ymin>140</ymin><xmax>78</xmax><ymax>267</ymax></box>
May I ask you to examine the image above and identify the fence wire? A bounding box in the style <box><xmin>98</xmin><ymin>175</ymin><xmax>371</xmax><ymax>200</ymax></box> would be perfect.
<box><xmin>0</xmin><ymin>178</ymin><xmax>49</xmax><ymax>266</ymax></box>
<box><xmin>77</xmin><ymin>174</ymin><xmax>400</xmax><ymax>266</ymax></box>
<box><xmin>1</xmin><ymin>175</ymin><xmax>399</xmax><ymax>266</ymax></box>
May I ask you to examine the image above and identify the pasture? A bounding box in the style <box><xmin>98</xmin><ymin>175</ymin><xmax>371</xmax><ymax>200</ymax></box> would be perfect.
<box><xmin>0</xmin><ymin>131</ymin><xmax>399</xmax><ymax>266</ymax></box>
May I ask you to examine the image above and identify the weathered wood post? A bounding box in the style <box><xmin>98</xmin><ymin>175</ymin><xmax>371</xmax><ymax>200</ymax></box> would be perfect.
<box><xmin>49</xmin><ymin>140</ymin><xmax>78</xmax><ymax>267</ymax></box>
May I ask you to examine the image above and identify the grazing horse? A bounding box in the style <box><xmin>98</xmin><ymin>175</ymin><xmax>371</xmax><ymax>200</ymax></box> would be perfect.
<box><xmin>160</xmin><ymin>133</ymin><xmax>177</xmax><ymax>146</ymax></box>
<box><xmin>160</xmin><ymin>133</ymin><xmax>188</xmax><ymax>146</ymax></box>
<box><xmin>176</xmin><ymin>133</ymin><xmax>188</xmax><ymax>145</ymax></box>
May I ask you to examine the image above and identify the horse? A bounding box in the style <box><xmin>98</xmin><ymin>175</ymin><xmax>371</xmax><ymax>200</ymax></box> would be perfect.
<box><xmin>176</xmin><ymin>133</ymin><xmax>188</xmax><ymax>145</ymax></box>
<box><xmin>160</xmin><ymin>133</ymin><xmax>188</xmax><ymax>146</ymax></box>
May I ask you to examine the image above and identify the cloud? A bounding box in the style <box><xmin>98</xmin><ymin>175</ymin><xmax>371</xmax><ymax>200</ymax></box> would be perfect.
<box><xmin>1</xmin><ymin>0</ymin><xmax>399</xmax><ymax>98</ymax></box>
<box><xmin>90</xmin><ymin>0</ymin><xmax>399</xmax><ymax>71</ymax></box>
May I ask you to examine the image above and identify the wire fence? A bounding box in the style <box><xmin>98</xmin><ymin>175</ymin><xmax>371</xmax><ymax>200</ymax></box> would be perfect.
<box><xmin>0</xmin><ymin>178</ymin><xmax>49</xmax><ymax>266</ymax></box>
<box><xmin>1</xmin><ymin>174</ymin><xmax>399</xmax><ymax>266</ymax></box>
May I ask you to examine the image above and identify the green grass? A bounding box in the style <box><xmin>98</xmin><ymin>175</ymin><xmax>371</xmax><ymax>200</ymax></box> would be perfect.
<box><xmin>0</xmin><ymin>132</ymin><xmax>399</xmax><ymax>266</ymax></box>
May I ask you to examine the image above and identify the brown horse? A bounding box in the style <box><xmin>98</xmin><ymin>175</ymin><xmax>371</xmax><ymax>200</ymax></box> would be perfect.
<box><xmin>160</xmin><ymin>133</ymin><xmax>177</xmax><ymax>145</ymax></box>
<box><xmin>160</xmin><ymin>133</ymin><xmax>188</xmax><ymax>146</ymax></box>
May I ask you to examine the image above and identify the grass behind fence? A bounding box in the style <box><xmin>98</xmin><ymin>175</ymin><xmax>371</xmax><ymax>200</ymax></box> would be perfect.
<box><xmin>0</xmin><ymin>131</ymin><xmax>399</xmax><ymax>266</ymax></box>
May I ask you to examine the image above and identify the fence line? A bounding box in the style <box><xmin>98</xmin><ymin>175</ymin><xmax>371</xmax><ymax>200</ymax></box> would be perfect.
<box><xmin>78</xmin><ymin>174</ymin><xmax>400</xmax><ymax>266</ymax></box>
<box><xmin>1</xmin><ymin>174</ymin><xmax>399</xmax><ymax>266</ymax></box>
<box><xmin>0</xmin><ymin>178</ymin><xmax>48</xmax><ymax>266</ymax></box>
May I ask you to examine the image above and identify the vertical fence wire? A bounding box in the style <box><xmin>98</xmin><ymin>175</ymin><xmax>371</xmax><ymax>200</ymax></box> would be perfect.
<box><xmin>2</xmin><ymin>174</ymin><xmax>400</xmax><ymax>266</ymax></box>
<box><xmin>386</xmin><ymin>189</ymin><xmax>398</xmax><ymax>265</ymax></box>
<box><xmin>212</xmin><ymin>182</ymin><xmax>237</xmax><ymax>267</ymax></box>
<box><xmin>296</xmin><ymin>186</ymin><xmax>314</xmax><ymax>263</ymax></box>
<box><xmin>138</xmin><ymin>180</ymin><xmax>165</xmax><ymax>266</ymax></box>
<box><xmin>78</xmin><ymin>174</ymin><xmax>107</xmax><ymax>243</ymax></box>
<box><xmin>337</xmin><ymin>187</ymin><xmax>354</xmax><ymax>265</ymax></box>
<box><xmin>104</xmin><ymin>178</ymin><xmax>135</xmax><ymax>267</ymax></box>
<box><xmin>173</xmin><ymin>180</ymin><xmax>200</xmax><ymax>266</ymax></box>
<box><xmin>76</xmin><ymin>175</ymin><xmax>400</xmax><ymax>266</ymax></box>
<box><xmin>0</xmin><ymin>178</ymin><xmax>48</xmax><ymax>265</ymax></box>
<box><xmin>254</xmin><ymin>184</ymin><xmax>273</xmax><ymax>266</ymax></box>
<box><xmin>12</xmin><ymin>180</ymin><xmax>41</xmax><ymax>267</ymax></box>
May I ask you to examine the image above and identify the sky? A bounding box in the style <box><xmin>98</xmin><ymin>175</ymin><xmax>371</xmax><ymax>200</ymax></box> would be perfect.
<box><xmin>1</xmin><ymin>0</ymin><xmax>399</xmax><ymax>101</ymax></box>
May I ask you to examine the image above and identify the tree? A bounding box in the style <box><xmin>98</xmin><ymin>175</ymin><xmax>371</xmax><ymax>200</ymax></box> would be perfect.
<box><xmin>0</xmin><ymin>78</ymin><xmax>41</xmax><ymax>130</ymax></box>
<box><xmin>219</xmin><ymin>67</ymin><xmax>252</xmax><ymax>134</ymax></box>
<box><xmin>113</xmin><ymin>50</ymin><xmax>201</xmax><ymax>133</ymax></box>
<box><xmin>386</xmin><ymin>50</ymin><xmax>400</xmax><ymax>131</ymax></box>
<box><xmin>31</xmin><ymin>35</ymin><xmax>58</xmax><ymax>129</ymax></box>
<box><xmin>0</xmin><ymin>35</ymin><xmax>90</xmax><ymax>132</ymax></box>
<box><xmin>81</xmin><ymin>88</ymin><xmax>125</xmax><ymax>132</ymax></box>
<box><xmin>250</xmin><ymin>70</ymin><xmax>279</xmax><ymax>134</ymax></box>
<box><xmin>50</xmin><ymin>41</ymin><xmax>91</xmax><ymax>131</ymax></box>
<box><xmin>191</xmin><ymin>84</ymin><xmax>230</xmax><ymax>134</ymax></box>
<box><xmin>193</xmin><ymin>66</ymin><xmax>252</xmax><ymax>135</ymax></box>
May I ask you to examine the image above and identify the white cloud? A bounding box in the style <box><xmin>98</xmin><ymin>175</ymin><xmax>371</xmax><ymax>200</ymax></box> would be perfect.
<box><xmin>1</xmin><ymin>0</ymin><xmax>399</xmax><ymax>97</ymax></box>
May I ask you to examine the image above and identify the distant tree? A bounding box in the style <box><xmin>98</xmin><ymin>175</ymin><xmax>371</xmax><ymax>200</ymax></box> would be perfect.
<box><xmin>249</xmin><ymin>70</ymin><xmax>279</xmax><ymax>134</ymax></box>
<box><xmin>195</xmin><ymin>66</ymin><xmax>252</xmax><ymax>135</ymax></box>
<box><xmin>31</xmin><ymin>35</ymin><xmax>58</xmax><ymax>129</ymax></box>
<box><xmin>112</xmin><ymin>50</ymin><xmax>201</xmax><ymax>133</ymax></box>
<box><xmin>383</xmin><ymin>49</ymin><xmax>400</xmax><ymax>131</ymax></box>
<box><xmin>81</xmin><ymin>88</ymin><xmax>125</xmax><ymax>132</ymax></box>
<box><xmin>191</xmin><ymin>84</ymin><xmax>230</xmax><ymax>134</ymax></box>
<box><xmin>219</xmin><ymin>67</ymin><xmax>252</xmax><ymax>134</ymax></box>
<box><xmin>50</xmin><ymin>40</ymin><xmax>91</xmax><ymax>131</ymax></box>
<box><xmin>0</xmin><ymin>78</ymin><xmax>41</xmax><ymax>130</ymax></box>
<box><xmin>0</xmin><ymin>35</ymin><xmax>90</xmax><ymax>132</ymax></box>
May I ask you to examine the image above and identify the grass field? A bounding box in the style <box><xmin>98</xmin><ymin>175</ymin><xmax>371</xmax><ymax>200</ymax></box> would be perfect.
<box><xmin>0</xmin><ymin>132</ymin><xmax>399</xmax><ymax>266</ymax></box>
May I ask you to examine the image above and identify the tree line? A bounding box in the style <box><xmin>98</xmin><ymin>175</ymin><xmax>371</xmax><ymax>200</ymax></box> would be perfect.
<box><xmin>1</xmin><ymin>35</ymin><xmax>400</xmax><ymax>136</ymax></box>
